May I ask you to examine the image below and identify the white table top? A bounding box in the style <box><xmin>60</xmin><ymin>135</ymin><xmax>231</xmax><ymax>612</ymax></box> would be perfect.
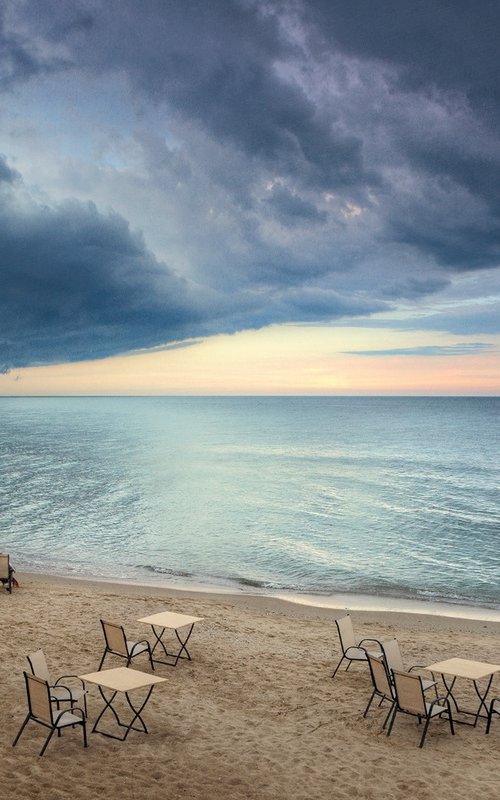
<box><xmin>426</xmin><ymin>658</ymin><xmax>500</xmax><ymax>680</ymax></box>
<box><xmin>137</xmin><ymin>611</ymin><xmax>204</xmax><ymax>629</ymax></box>
<box><xmin>79</xmin><ymin>666</ymin><xmax>167</xmax><ymax>692</ymax></box>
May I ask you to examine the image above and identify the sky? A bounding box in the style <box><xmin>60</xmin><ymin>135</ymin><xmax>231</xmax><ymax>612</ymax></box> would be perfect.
<box><xmin>0</xmin><ymin>0</ymin><xmax>499</xmax><ymax>395</ymax></box>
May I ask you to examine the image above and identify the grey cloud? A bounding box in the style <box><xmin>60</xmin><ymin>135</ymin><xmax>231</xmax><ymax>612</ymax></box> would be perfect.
<box><xmin>346</xmin><ymin>343</ymin><xmax>494</xmax><ymax>357</ymax></box>
<box><xmin>305</xmin><ymin>0</ymin><xmax>500</xmax><ymax>112</ymax></box>
<box><xmin>3</xmin><ymin>0</ymin><xmax>377</xmax><ymax>195</ymax></box>
<box><xmin>0</xmin><ymin>154</ymin><xmax>19</xmax><ymax>183</ymax></box>
<box><xmin>378</xmin><ymin>273</ymin><xmax>450</xmax><ymax>301</ymax></box>
<box><xmin>100</xmin><ymin>1</ymin><xmax>500</xmax><ymax>271</ymax></box>
<box><xmin>264</xmin><ymin>184</ymin><xmax>327</xmax><ymax>225</ymax></box>
<box><xmin>301</xmin><ymin>1</ymin><xmax>500</xmax><ymax>268</ymax></box>
<box><xmin>276</xmin><ymin>287</ymin><xmax>386</xmax><ymax>320</ymax></box>
<box><xmin>0</xmin><ymin>3</ymin><xmax>70</xmax><ymax>89</ymax></box>
<box><xmin>396</xmin><ymin>307</ymin><xmax>500</xmax><ymax>337</ymax></box>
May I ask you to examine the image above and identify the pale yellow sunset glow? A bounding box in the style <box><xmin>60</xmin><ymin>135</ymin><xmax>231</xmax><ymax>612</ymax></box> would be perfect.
<box><xmin>1</xmin><ymin>324</ymin><xmax>499</xmax><ymax>396</ymax></box>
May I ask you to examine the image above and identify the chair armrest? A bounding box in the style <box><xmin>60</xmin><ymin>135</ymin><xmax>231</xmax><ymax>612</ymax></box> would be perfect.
<box><xmin>129</xmin><ymin>639</ymin><xmax>152</xmax><ymax>655</ymax></box>
<box><xmin>55</xmin><ymin>674</ymin><xmax>86</xmax><ymax>690</ymax></box>
<box><xmin>408</xmin><ymin>665</ymin><xmax>437</xmax><ymax>682</ymax></box>
<box><xmin>430</xmin><ymin>696</ymin><xmax>451</xmax><ymax>710</ymax></box>
<box><xmin>50</xmin><ymin>683</ymin><xmax>73</xmax><ymax>701</ymax></box>
<box><xmin>358</xmin><ymin>637</ymin><xmax>383</xmax><ymax>649</ymax></box>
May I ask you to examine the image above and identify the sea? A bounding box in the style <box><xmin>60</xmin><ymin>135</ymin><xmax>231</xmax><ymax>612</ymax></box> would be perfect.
<box><xmin>1</xmin><ymin>396</ymin><xmax>499</xmax><ymax>616</ymax></box>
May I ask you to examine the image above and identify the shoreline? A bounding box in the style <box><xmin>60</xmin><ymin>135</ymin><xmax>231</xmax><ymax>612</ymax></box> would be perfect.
<box><xmin>18</xmin><ymin>570</ymin><xmax>500</xmax><ymax>630</ymax></box>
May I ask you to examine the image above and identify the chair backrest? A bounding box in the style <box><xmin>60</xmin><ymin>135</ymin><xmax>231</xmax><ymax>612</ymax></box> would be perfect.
<box><xmin>335</xmin><ymin>615</ymin><xmax>355</xmax><ymax>652</ymax></box>
<box><xmin>101</xmin><ymin>619</ymin><xmax>128</xmax><ymax>656</ymax></box>
<box><xmin>367</xmin><ymin>653</ymin><xmax>394</xmax><ymax>699</ymax></box>
<box><xmin>27</xmin><ymin>649</ymin><xmax>51</xmax><ymax>682</ymax></box>
<box><xmin>25</xmin><ymin>672</ymin><xmax>53</xmax><ymax>724</ymax></box>
<box><xmin>392</xmin><ymin>669</ymin><xmax>426</xmax><ymax>716</ymax></box>
<box><xmin>381</xmin><ymin>638</ymin><xmax>404</xmax><ymax>672</ymax></box>
<box><xmin>0</xmin><ymin>553</ymin><xmax>10</xmax><ymax>580</ymax></box>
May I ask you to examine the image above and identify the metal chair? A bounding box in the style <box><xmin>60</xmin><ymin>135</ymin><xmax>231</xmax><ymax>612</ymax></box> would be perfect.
<box><xmin>27</xmin><ymin>649</ymin><xmax>88</xmax><ymax>717</ymax></box>
<box><xmin>486</xmin><ymin>697</ymin><xmax>500</xmax><ymax>733</ymax></box>
<box><xmin>332</xmin><ymin>614</ymin><xmax>382</xmax><ymax>679</ymax></box>
<box><xmin>387</xmin><ymin>668</ymin><xmax>454</xmax><ymax>747</ymax></box>
<box><xmin>98</xmin><ymin>619</ymin><xmax>154</xmax><ymax>671</ymax></box>
<box><xmin>381</xmin><ymin>637</ymin><xmax>437</xmax><ymax>695</ymax></box>
<box><xmin>363</xmin><ymin>652</ymin><xmax>396</xmax><ymax>727</ymax></box>
<box><xmin>0</xmin><ymin>553</ymin><xmax>14</xmax><ymax>593</ymax></box>
<box><xmin>12</xmin><ymin>672</ymin><xmax>87</xmax><ymax>756</ymax></box>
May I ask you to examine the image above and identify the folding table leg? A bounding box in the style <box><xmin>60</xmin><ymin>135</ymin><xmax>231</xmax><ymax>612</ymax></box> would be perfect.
<box><xmin>91</xmin><ymin>686</ymin><xmax>154</xmax><ymax>740</ymax></box>
<box><xmin>174</xmin><ymin>624</ymin><xmax>195</xmax><ymax>663</ymax></box>
<box><xmin>150</xmin><ymin>623</ymin><xmax>195</xmax><ymax>667</ymax></box>
<box><xmin>472</xmin><ymin>676</ymin><xmax>494</xmax><ymax>726</ymax></box>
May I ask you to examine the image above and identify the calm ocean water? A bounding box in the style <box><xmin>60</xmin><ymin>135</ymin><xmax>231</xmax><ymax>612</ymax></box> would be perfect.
<box><xmin>1</xmin><ymin>396</ymin><xmax>499</xmax><ymax>611</ymax></box>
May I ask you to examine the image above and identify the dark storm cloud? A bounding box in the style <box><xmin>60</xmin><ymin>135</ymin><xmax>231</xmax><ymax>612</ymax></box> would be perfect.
<box><xmin>62</xmin><ymin>0</ymin><xmax>500</xmax><ymax>268</ymax></box>
<box><xmin>305</xmin><ymin>0</ymin><xmax>500</xmax><ymax>109</ymax></box>
<box><xmin>0</xmin><ymin>164</ymin><xmax>379</xmax><ymax>371</ymax></box>
<box><xmin>0</xmin><ymin>0</ymin><xmax>499</xmax><ymax>368</ymax></box>
<box><xmin>0</xmin><ymin>192</ymin><xmax>203</xmax><ymax>370</ymax></box>
<box><xmin>303</xmin><ymin>0</ymin><xmax>500</xmax><ymax>266</ymax></box>
<box><xmin>5</xmin><ymin>0</ymin><xmax>376</xmax><ymax>195</ymax></box>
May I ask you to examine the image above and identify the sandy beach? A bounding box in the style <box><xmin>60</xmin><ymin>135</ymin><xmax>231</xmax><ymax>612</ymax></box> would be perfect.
<box><xmin>1</xmin><ymin>575</ymin><xmax>500</xmax><ymax>800</ymax></box>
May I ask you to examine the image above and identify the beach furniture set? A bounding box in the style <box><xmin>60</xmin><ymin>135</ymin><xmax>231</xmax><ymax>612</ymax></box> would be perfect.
<box><xmin>12</xmin><ymin>609</ymin><xmax>203</xmax><ymax>755</ymax></box>
<box><xmin>333</xmin><ymin>612</ymin><xmax>500</xmax><ymax>747</ymax></box>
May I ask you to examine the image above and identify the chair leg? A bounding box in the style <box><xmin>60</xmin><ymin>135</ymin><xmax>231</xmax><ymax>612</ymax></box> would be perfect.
<box><xmin>39</xmin><ymin>727</ymin><xmax>57</xmax><ymax>757</ymax></box>
<box><xmin>82</xmin><ymin>720</ymin><xmax>88</xmax><ymax>748</ymax></box>
<box><xmin>12</xmin><ymin>715</ymin><xmax>31</xmax><ymax>747</ymax></box>
<box><xmin>363</xmin><ymin>690</ymin><xmax>376</xmax><ymax>718</ymax></box>
<box><xmin>419</xmin><ymin>716</ymin><xmax>432</xmax><ymax>747</ymax></box>
<box><xmin>386</xmin><ymin>706</ymin><xmax>398</xmax><ymax>737</ymax></box>
<box><xmin>382</xmin><ymin>702</ymin><xmax>395</xmax><ymax>730</ymax></box>
<box><xmin>97</xmin><ymin>650</ymin><xmax>108</xmax><ymax>671</ymax></box>
<box><xmin>331</xmin><ymin>655</ymin><xmax>346</xmax><ymax>679</ymax></box>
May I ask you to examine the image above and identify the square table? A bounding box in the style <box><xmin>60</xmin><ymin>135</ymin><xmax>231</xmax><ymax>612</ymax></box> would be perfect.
<box><xmin>137</xmin><ymin>611</ymin><xmax>204</xmax><ymax>667</ymax></box>
<box><xmin>80</xmin><ymin>666</ymin><xmax>166</xmax><ymax>740</ymax></box>
<box><xmin>426</xmin><ymin>658</ymin><xmax>500</xmax><ymax>726</ymax></box>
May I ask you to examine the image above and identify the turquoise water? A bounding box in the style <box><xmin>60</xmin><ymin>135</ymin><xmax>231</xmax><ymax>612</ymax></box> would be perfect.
<box><xmin>0</xmin><ymin>396</ymin><xmax>499</xmax><ymax>610</ymax></box>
